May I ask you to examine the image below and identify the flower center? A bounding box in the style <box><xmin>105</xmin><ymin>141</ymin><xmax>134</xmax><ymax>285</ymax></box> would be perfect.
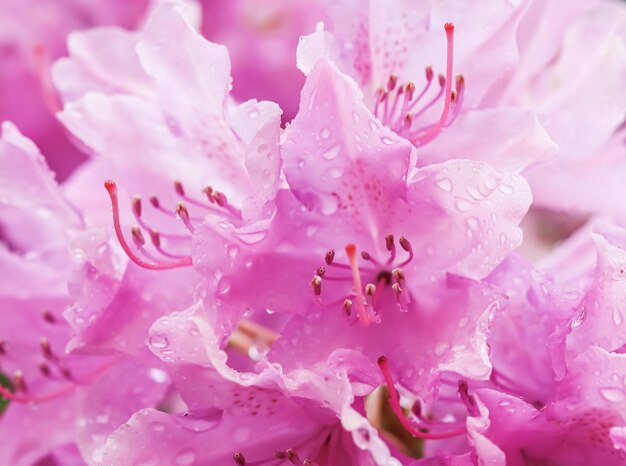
<box><xmin>310</xmin><ymin>234</ymin><xmax>415</xmax><ymax>325</ymax></box>
<box><xmin>373</xmin><ymin>23</ymin><xmax>464</xmax><ymax>147</ymax></box>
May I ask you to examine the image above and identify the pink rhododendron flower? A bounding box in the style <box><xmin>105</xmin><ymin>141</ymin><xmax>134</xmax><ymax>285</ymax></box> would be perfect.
<box><xmin>2</xmin><ymin>0</ymin><xmax>626</xmax><ymax>464</ymax></box>
<box><xmin>0</xmin><ymin>0</ymin><xmax>149</xmax><ymax>179</ymax></box>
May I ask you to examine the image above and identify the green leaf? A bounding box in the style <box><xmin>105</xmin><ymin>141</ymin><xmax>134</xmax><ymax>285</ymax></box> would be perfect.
<box><xmin>0</xmin><ymin>372</ymin><xmax>13</xmax><ymax>416</ymax></box>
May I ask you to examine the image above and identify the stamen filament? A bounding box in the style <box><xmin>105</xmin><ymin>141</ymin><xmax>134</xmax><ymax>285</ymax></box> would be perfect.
<box><xmin>378</xmin><ymin>356</ymin><xmax>467</xmax><ymax>440</ymax></box>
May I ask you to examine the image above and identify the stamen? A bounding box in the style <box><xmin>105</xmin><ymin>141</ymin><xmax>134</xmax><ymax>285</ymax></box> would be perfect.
<box><xmin>325</xmin><ymin>249</ymin><xmax>335</xmax><ymax>265</ymax></box>
<box><xmin>237</xmin><ymin>319</ymin><xmax>280</xmax><ymax>346</ymax></box>
<box><xmin>104</xmin><ymin>180</ymin><xmax>193</xmax><ymax>271</ymax></box>
<box><xmin>385</xmin><ymin>234</ymin><xmax>396</xmax><ymax>264</ymax></box>
<box><xmin>39</xmin><ymin>337</ymin><xmax>55</xmax><ymax>360</ymax></box>
<box><xmin>132</xmin><ymin>196</ymin><xmax>142</xmax><ymax>217</ymax></box>
<box><xmin>42</xmin><ymin>310</ymin><xmax>56</xmax><ymax>324</ymax></box>
<box><xmin>11</xmin><ymin>371</ymin><xmax>26</xmax><ymax>392</ymax></box>
<box><xmin>411</xmin><ymin>23</ymin><xmax>455</xmax><ymax>146</ymax></box>
<box><xmin>345</xmin><ymin>244</ymin><xmax>371</xmax><ymax>326</ymax></box>
<box><xmin>343</xmin><ymin>299</ymin><xmax>352</xmax><ymax>317</ymax></box>
<box><xmin>39</xmin><ymin>363</ymin><xmax>52</xmax><ymax>377</ymax></box>
<box><xmin>286</xmin><ymin>449</ymin><xmax>300</xmax><ymax>464</ymax></box>
<box><xmin>397</xmin><ymin>236</ymin><xmax>414</xmax><ymax>267</ymax></box>
<box><xmin>233</xmin><ymin>452</ymin><xmax>246</xmax><ymax>466</ymax></box>
<box><xmin>365</xmin><ymin>283</ymin><xmax>377</xmax><ymax>309</ymax></box>
<box><xmin>378</xmin><ymin>356</ymin><xmax>467</xmax><ymax>440</ymax></box>
<box><xmin>175</xmin><ymin>202</ymin><xmax>195</xmax><ymax>233</ymax></box>
<box><xmin>458</xmin><ymin>380</ymin><xmax>479</xmax><ymax>416</ymax></box>
<box><xmin>311</xmin><ymin>275</ymin><xmax>322</xmax><ymax>296</ymax></box>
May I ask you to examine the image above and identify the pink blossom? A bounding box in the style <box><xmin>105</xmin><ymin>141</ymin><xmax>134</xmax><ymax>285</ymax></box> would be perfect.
<box><xmin>0</xmin><ymin>0</ymin><xmax>148</xmax><ymax>179</ymax></box>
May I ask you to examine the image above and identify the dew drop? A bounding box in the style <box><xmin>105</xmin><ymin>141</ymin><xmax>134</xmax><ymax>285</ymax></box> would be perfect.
<box><xmin>227</xmin><ymin>245</ymin><xmax>239</xmax><ymax>258</ymax></box>
<box><xmin>319</xmin><ymin>127</ymin><xmax>331</xmax><ymax>139</ymax></box>
<box><xmin>498</xmin><ymin>184</ymin><xmax>514</xmax><ymax>195</ymax></box>
<box><xmin>150</xmin><ymin>422</ymin><xmax>165</xmax><ymax>433</ymax></box>
<box><xmin>174</xmin><ymin>449</ymin><xmax>196</xmax><ymax>465</ymax></box>
<box><xmin>434</xmin><ymin>342</ymin><xmax>450</xmax><ymax>356</ymax></box>
<box><xmin>381</xmin><ymin>136</ymin><xmax>397</xmax><ymax>145</ymax></box>
<box><xmin>149</xmin><ymin>334</ymin><xmax>169</xmax><ymax>349</ymax></box>
<box><xmin>217</xmin><ymin>278</ymin><xmax>232</xmax><ymax>295</ymax></box>
<box><xmin>455</xmin><ymin>198</ymin><xmax>472</xmax><ymax>212</ymax></box>
<box><xmin>435</xmin><ymin>178</ymin><xmax>453</xmax><ymax>192</ymax></box>
<box><xmin>613</xmin><ymin>308</ymin><xmax>623</xmax><ymax>326</ymax></box>
<box><xmin>322</xmin><ymin>145</ymin><xmax>342</xmax><ymax>160</ymax></box>
<box><xmin>600</xmin><ymin>387</ymin><xmax>625</xmax><ymax>403</ymax></box>
<box><xmin>234</xmin><ymin>426</ymin><xmax>252</xmax><ymax>443</ymax></box>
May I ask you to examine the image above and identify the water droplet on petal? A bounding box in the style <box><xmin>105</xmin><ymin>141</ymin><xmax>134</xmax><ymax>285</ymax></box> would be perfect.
<box><xmin>381</xmin><ymin>136</ymin><xmax>397</xmax><ymax>145</ymax></box>
<box><xmin>149</xmin><ymin>334</ymin><xmax>169</xmax><ymax>349</ymax></box>
<box><xmin>174</xmin><ymin>449</ymin><xmax>196</xmax><ymax>465</ymax></box>
<box><xmin>455</xmin><ymin>198</ymin><xmax>472</xmax><ymax>212</ymax></box>
<box><xmin>227</xmin><ymin>245</ymin><xmax>239</xmax><ymax>258</ymax></box>
<box><xmin>600</xmin><ymin>387</ymin><xmax>625</xmax><ymax>403</ymax></box>
<box><xmin>498</xmin><ymin>184</ymin><xmax>514</xmax><ymax>195</ymax></box>
<box><xmin>434</xmin><ymin>342</ymin><xmax>450</xmax><ymax>356</ymax></box>
<box><xmin>320</xmin><ymin>127</ymin><xmax>331</xmax><ymax>139</ymax></box>
<box><xmin>322</xmin><ymin>145</ymin><xmax>342</xmax><ymax>160</ymax></box>
<box><xmin>613</xmin><ymin>308</ymin><xmax>623</xmax><ymax>326</ymax></box>
<box><xmin>217</xmin><ymin>278</ymin><xmax>232</xmax><ymax>295</ymax></box>
<box><xmin>150</xmin><ymin>422</ymin><xmax>165</xmax><ymax>433</ymax></box>
<box><xmin>435</xmin><ymin>178</ymin><xmax>453</xmax><ymax>192</ymax></box>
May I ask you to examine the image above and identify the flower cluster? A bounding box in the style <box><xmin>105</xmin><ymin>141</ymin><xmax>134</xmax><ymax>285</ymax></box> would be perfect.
<box><xmin>1</xmin><ymin>0</ymin><xmax>625</xmax><ymax>465</ymax></box>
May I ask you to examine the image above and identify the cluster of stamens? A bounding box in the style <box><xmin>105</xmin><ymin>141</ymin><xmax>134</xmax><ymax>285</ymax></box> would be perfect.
<box><xmin>311</xmin><ymin>234</ymin><xmax>415</xmax><ymax>325</ymax></box>
<box><xmin>234</xmin><ymin>449</ymin><xmax>318</xmax><ymax>466</ymax></box>
<box><xmin>377</xmin><ymin>356</ymin><xmax>472</xmax><ymax>440</ymax></box>
<box><xmin>104</xmin><ymin>179</ymin><xmax>241</xmax><ymax>271</ymax></box>
<box><xmin>373</xmin><ymin>23</ymin><xmax>465</xmax><ymax>147</ymax></box>
<box><xmin>0</xmin><ymin>311</ymin><xmax>109</xmax><ymax>404</ymax></box>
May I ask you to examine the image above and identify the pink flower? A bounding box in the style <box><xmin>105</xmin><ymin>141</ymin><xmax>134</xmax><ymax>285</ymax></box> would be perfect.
<box><xmin>0</xmin><ymin>123</ymin><xmax>171</xmax><ymax>464</ymax></box>
<box><xmin>0</xmin><ymin>0</ymin><xmax>148</xmax><ymax>179</ymax></box>
<box><xmin>469</xmin><ymin>347</ymin><xmax>626</xmax><ymax>465</ymax></box>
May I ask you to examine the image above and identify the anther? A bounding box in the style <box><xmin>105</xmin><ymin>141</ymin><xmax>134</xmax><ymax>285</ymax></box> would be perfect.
<box><xmin>365</xmin><ymin>283</ymin><xmax>376</xmax><ymax>296</ymax></box>
<box><xmin>42</xmin><ymin>310</ymin><xmax>56</xmax><ymax>324</ymax></box>
<box><xmin>0</xmin><ymin>340</ymin><xmax>5</xmax><ymax>355</ymax></box>
<box><xmin>12</xmin><ymin>371</ymin><xmax>27</xmax><ymax>392</ymax></box>
<box><xmin>131</xmin><ymin>196</ymin><xmax>142</xmax><ymax>217</ymax></box>
<box><xmin>233</xmin><ymin>452</ymin><xmax>246</xmax><ymax>466</ymax></box>
<box><xmin>399</xmin><ymin>236</ymin><xmax>411</xmax><ymax>252</ymax></box>
<box><xmin>174</xmin><ymin>180</ymin><xmax>185</xmax><ymax>196</ymax></box>
<box><xmin>425</xmin><ymin>66</ymin><xmax>434</xmax><ymax>81</ymax></box>
<box><xmin>361</xmin><ymin>251</ymin><xmax>371</xmax><ymax>261</ymax></box>
<box><xmin>387</xmin><ymin>74</ymin><xmax>398</xmax><ymax>91</ymax></box>
<box><xmin>175</xmin><ymin>202</ymin><xmax>195</xmax><ymax>233</ymax></box>
<box><xmin>311</xmin><ymin>275</ymin><xmax>322</xmax><ymax>296</ymax></box>
<box><xmin>458</xmin><ymin>380</ymin><xmax>479</xmax><ymax>416</ymax></box>
<box><xmin>39</xmin><ymin>363</ymin><xmax>51</xmax><ymax>377</ymax></box>
<box><xmin>131</xmin><ymin>226</ymin><xmax>145</xmax><ymax>246</ymax></box>
<box><xmin>40</xmin><ymin>337</ymin><xmax>54</xmax><ymax>359</ymax></box>
<box><xmin>343</xmin><ymin>299</ymin><xmax>352</xmax><ymax>317</ymax></box>
<box><xmin>385</xmin><ymin>234</ymin><xmax>395</xmax><ymax>251</ymax></box>
<box><xmin>150</xmin><ymin>230</ymin><xmax>161</xmax><ymax>248</ymax></box>
<box><xmin>325</xmin><ymin>249</ymin><xmax>335</xmax><ymax>265</ymax></box>
<box><xmin>203</xmin><ymin>186</ymin><xmax>215</xmax><ymax>203</ymax></box>
<box><xmin>275</xmin><ymin>451</ymin><xmax>287</xmax><ymax>459</ymax></box>
<box><xmin>438</xmin><ymin>74</ymin><xmax>445</xmax><ymax>87</ymax></box>
<box><xmin>286</xmin><ymin>449</ymin><xmax>300</xmax><ymax>465</ymax></box>
<box><xmin>404</xmin><ymin>83</ymin><xmax>415</xmax><ymax>101</ymax></box>
<box><xmin>392</xmin><ymin>267</ymin><xmax>405</xmax><ymax>282</ymax></box>
<box><xmin>149</xmin><ymin>195</ymin><xmax>160</xmax><ymax>209</ymax></box>
<box><xmin>392</xmin><ymin>283</ymin><xmax>403</xmax><ymax>296</ymax></box>
<box><xmin>316</xmin><ymin>266</ymin><xmax>326</xmax><ymax>277</ymax></box>
<box><xmin>213</xmin><ymin>191</ymin><xmax>227</xmax><ymax>207</ymax></box>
